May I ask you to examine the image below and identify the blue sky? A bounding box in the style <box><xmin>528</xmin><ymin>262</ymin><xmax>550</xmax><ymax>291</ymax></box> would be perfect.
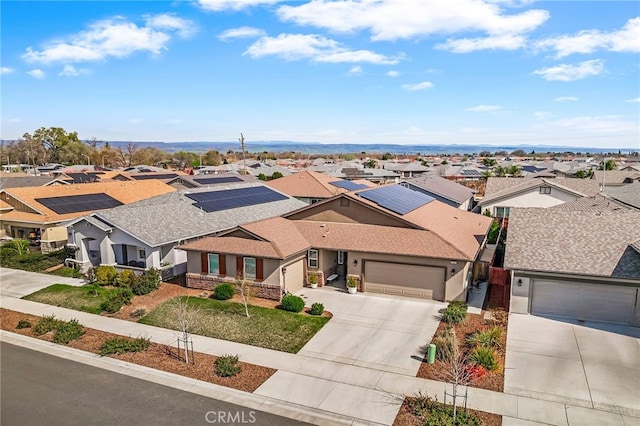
<box><xmin>2</xmin><ymin>0</ymin><xmax>639</xmax><ymax>149</ymax></box>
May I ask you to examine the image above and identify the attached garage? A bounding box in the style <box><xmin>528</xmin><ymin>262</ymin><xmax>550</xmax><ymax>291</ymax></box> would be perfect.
<box><xmin>531</xmin><ymin>279</ymin><xmax>639</xmax><ymax>325</ymax></box>
<box><xmin>283</xmin><ymin>258</ymin><xmax>305</xmax><ymax>293</ymax></box>
<box><xmin>364</xmin><ymin>261</ymin><xmax>445</xmax><ymax>300</ymax></box>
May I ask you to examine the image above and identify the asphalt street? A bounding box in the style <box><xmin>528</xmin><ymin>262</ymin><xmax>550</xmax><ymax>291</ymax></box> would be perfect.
<box><xmin>0</xmin><ymin>342</ymin><xmax>310</xmax><ymax>426</ymax></box>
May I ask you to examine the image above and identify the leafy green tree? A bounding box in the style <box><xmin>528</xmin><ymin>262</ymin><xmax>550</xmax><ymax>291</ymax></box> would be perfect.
<box><xmin>597</xmin><ymin>160</ymin><xmax>616</xmax><ymax>170</ymax></box>
<box><xmin>270</xmin><ymin>171</ymin><xmax>283</xmax><ymax>180</ymax></box>
<box><xmin>363</xmin><ymin>159</ymin><xmax>377</xmax><ymax>168</ymax></box>
<box><xmin>510</xmin><ymin>149</ymin><xmax>527</xmax><ymax>157</ymax></box>
<box><xmin>381</xmin><ymin>152</ymin><xmax>393</xmax><ymax>160</ymax></box>
<box><xmin>506</xmin><ymin>165</ymin><xmax>522</xmax><ymax>177</ymax></box>
<box><xmin>257</xmin><ymin>173</ymin><xmax>267</xmax><ymax>181</ymax></box>
<box><xmin>482</xmin><ymin>158</ymin><xmax>497</xmax><ymax>167</ymax></box>
<box><xmin>23</xmin><ymin>127</ymin><xmax>87</xmax><ymax>164</ymax></box>
<box><xmin>493</xmin><ymin>166</ymin><xmax>507</xmax><ymax>177</ymax></box>
<box><xmin>202</xmin><ymin>150</ymin><xmax>222</xmax><ymax>166</ymax></box>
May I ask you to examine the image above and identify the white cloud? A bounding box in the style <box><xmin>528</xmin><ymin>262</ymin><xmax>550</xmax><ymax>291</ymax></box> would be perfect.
<box><xmin>536</xmin><ymin>17</ymin><xmax>640</xmax><ymax>58</ymax></box>
<box><xmin>244</xmin><ymin>33</ymin><xmax>400</xmax><ymax>64</ymax></box>
<box><xmin>402</xmin><ymin>81</ymin><xmax>434</xmax><ymax>91</ymax></box>
<box><xmin>199</xmin><ymin>0</ymin><xmax>283</xmax><ymax>11</ymax></box>
<box><xmin>144</xmin><ymin>13</ymin><xmax>197</xmax><ymax>38</ymax></box>
<box><xmin>277</xmin><ymin>0</ymin><xmax>549</xmax><ymax>42</ymax></box>
<box><xmin>22</xmin><ymin>16</ymin><xmax>193</xmax><ymax>65</ymax></box>
<box><xmin>534</xmin><ymin>111</ymin><xmax>552</xmax><ymax>120</ymax></box>
<box><xmin>626</xmin><ymin>97</ymin><xmax>640</xmax><ymax>103</ymax></box>
<box><xmin>58</xmin><ymin>64</ymin><xmax>89</xmax><ymax>77</ymax></box>
<box><xmin>347</xmin><ymin>65</ymin><xmax>362</xmax><ymax>75</ymax></box>
<box><xmin>27</xmin><ymin>69</ymin><xmax>45</xmax><ymax>79</ymax></box>
<box><xmin>466</xmin><ymin>104</ymin><xmax>502</xmax><ymax>112</ymax></box>
<box><xmin>537</xmin><ymin>115</ymin><xmax>637</xmax><ymax>133</ymax></box>
<box><xmin>1</xmin><ymin>67</ymin><xmax>14</xmax><ymax>74</ymax></box>
<box><xmin>554</xmin><ymin>96</ymin><xmax>579</xmax><ymax>102</ymax></box>
<box><xmin>436</xmin><ymin>34</ymin><xmax>526</xmax><ymax>53</ymax></box>
<box><xmin>387</xmin><ymin>70</ymin><xmax>400</xmax><ymax>77</ymax></box>
<box><xmin>218</xmin><ymin>26</ymin><xmax>266</xmax><ymax>41</ymax></box>
<box><xmin>532</xmin><ymin>59</ymin><xmax>604</xmax><ymax>82</ymax></box>
<box><xmin>8</xmin><ymin>118</ymin><xmax>22</xmax><ymax>123</ymax></box>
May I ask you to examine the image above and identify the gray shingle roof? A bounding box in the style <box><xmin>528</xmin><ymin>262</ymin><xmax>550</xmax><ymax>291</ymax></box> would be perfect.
<box><xmin>403</xmin><ymin>175</ymin><xmax>474</xmax><ymax>204</ymax></box>
<box><xmin>607</xmin><ymin>182</ymin><xmax>640</xmax><ymax>210</ymax></box>
<box><xmin>93</xmin><ymin>183</ymin><xmax>307</xmax><ymax>247</ymax></box>
<box><xmin>481</xmin><ymin>177</ymin><xmax>600</xmax><ymax>205</ymax></box>
<box><xmin>504</xmin><ymin>207</ymin><xmax>640</xmax><ymax>279</ymax></box>
<box><xmin>0</xmin><ymin>176</ymin><xmax>65</xmax><ymax>189</ymax></box>
<box><xmin>549</xmin><ymin>194</ymin><xmax>634</xmax><ymax>213</ymax></box>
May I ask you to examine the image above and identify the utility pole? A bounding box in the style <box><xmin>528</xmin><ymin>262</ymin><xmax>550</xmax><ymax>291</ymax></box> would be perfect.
<box><xmin>239</xmin><ymin>133</ymin><xmax>247</xmax><ymax>175</ymax></box>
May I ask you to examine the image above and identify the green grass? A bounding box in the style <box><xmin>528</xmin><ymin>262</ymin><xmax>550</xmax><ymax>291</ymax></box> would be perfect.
<box><xmin>23</xmin><ymin>284</ymin><xmax>122</xmax><ymax>314</ymax></box>
<box><xmin>139</xmin><ymin>297</ymin><xmax>330</xmax><ymax>353</ymax></box>
<box><xmin>47</xmin><ymin>266</ymin><xmax>84</xmax><ymax>278</ymax></box>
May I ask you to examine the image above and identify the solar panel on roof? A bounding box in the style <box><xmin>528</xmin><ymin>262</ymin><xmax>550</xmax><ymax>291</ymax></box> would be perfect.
<box><xmin>131</xmin><ymin>173</ymin><xmax>178</xmax><ymax>180</ymax></box>
<box><xmin>193</xmin><ymin>176</ymin><xmax>243</xmax><ymax>185</ymax></box>
<box><xmin>186</xmin><ymin>186</ymin><xmax>288</xmax><ymax>213</ymax></box>
<box><xmin>460</xmin><ymin>170</ymin><xmax>482</xmax><ymax>176</ymax></box>
<box><xmin>65</xmin><ymin>173</ymin><xmax>99</xmax><ymax>184</ymax></box>
<box><xmin>356</xmin><ymin>184</ymin><xmax>434</xmax><ymax>215</ymax></box>
<box><xmin>36</xmin><ymin>193</ymin><xmax>123</xmax><ymax>214</ymax></box>
<box><xmin>329</xmin><ymin>180</ymin><xmax>368</xmax><ymax>191</ymax></box>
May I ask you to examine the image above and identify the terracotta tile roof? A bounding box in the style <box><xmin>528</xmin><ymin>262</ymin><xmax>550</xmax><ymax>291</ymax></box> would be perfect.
<box><xmin>0</xmin><ymin>180</ymin><xmax>175</xmax><ymax>224</ymax></box>
<box><xmin>241</xmin><ymin>217</ymin><xmax>310</xmax><ymax>257</ymax></box>
<box><xmin>504</xmin><ymin>207</ymin><xmax>640</xmax><ymax>279</ymax></box>
<box><xmin>293</xmin><ymin>220</ymin><xmax>469</xmax><ymax>260</ymax></box>
<box><xmin>0</xmin><ymin>199</ymin><xmax>13</xmax><ymax>211</ymax></box>
<box><xmin>179</xmin><ymin>237</ymin><xmax>281</xmax><ymax>259</ymax></box>
<box><xmin>265</xmin><ymin>170</ymin><xmax>346</xmax><ymax>198</ymax></box>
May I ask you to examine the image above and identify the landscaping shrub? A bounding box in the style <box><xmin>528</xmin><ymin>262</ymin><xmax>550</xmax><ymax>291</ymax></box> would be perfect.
<box><xmin>95</xmin><ymin>265</ymin><xmax>118</xmax><ymax>286</ymax></box>
<box><xmin>309</xmin><ymin>302</ymin><xmax>324</xmax><ymax>316</ymax></box>
<box><xmin>3</xmin><ymin>239</ymin><xmax>30</xmax><ymax>255</ymax></box>
<box><xmin>100</xmin><ymin>336</ymin><xmax>151</xmax><ymax>355</ymax></box>
<box><xmin>441</xmin><ymin>302</ymin><xmax>467</xmax><ymax>324</ymax></box>
<box><xmin>130</xmin><ymin>268</ymin><xmax>161</xmax><ymax>296</ymax></box>
<box><xmin>214</xmin><ymin>283</ymin><xmax>235</xmax><ymax>300</ymax></box>
<box><xmin>409</xmin><ymin>392</ymin><xmax>439</xmax><ymax>417</ymax></box>
<box><xmin>117</xmin><ymin>269</ymin><xmax>136</xmax><ymax>288</ymax></box>
<box><xmin>32</xmin><ymin>314</ymin><xmax>62</xmax><ymax>336</ymax></box>
<box><xmin>130</xmin><ymin>308</ymin><xmax>147</xmax><ymax>319</ymax></box>
<box><xmin>100</xmin><ymin>288</ymin><xmax>133</xmax><ymax>313</ymax></box>
<box><xmin>215</xmin><ymin>354</ymin><xmax>242</xmax><ymax>377</ymax></box>
<box><xmin>52</xmin><ymin>319</ymin><xmax>84</xmax><ymax>344</ymax></box>
<box><xmin>281</xmin><ymin>294</ymin><xmax>305</xmax><ymax>313</ymax></box>
<box><xmin>469</xmin><ymin>346</ymin><xmax>498</xmax><ymax>371</ymax></box>
<box><xmin>467</xmin><ymin>326</ymin><xmax>502</xmax><ymax>349</ymax></box>
<box><xmin>16</xmin><ymin>319</ymin><xmax>32</xmax><ymax>329</ymax></box>
<box><xmin>0</xmin><ymin>247</ymin><xmax>67</xmax><ymax>272</ymax></box>
<box><xmin>431</xmin><ymin>327</ymin><xmax>455</xmax><ymax>362</ymax></box>
<box><xmin>424</xmin><ymin>407</ymin><xmax>481</xmax><ymax>426</ymax></box>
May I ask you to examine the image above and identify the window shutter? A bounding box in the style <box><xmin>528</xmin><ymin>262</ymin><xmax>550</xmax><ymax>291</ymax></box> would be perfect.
<box><xmin>219</xmin><ymin>254</ymin><xmax>226</xmax><ymax>276</ymax></box>
<box><xmin>201</xmin><ymin>252</ymin><xmax>208</xmax><ymax>274</ymax></box>
<box><xmin>236</xmin><ymin>256</ymin><xmax>243</xmax><ymax>278</ymax></box>
<box><xmin>256</xmin><ymin>258</ymin><xmax>264</xmax><ymax>281</ymax></box>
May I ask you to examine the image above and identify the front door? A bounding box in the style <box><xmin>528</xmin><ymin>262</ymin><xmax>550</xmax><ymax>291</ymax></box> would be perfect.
<box><xmin>336</xmin><ymin>251</ymin><xmax>347</xmax><ymax>279</ymax></box>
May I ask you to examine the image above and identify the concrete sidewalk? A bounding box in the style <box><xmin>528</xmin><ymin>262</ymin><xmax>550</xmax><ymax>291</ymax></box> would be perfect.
<box><xmin>2</xmin><ymin>296</ymin><xmax>638</xmax><ymax>425</ymax></box>
<box><xmin>0</xmin><ymin>267</ymin><xmax>85</xmax><ymax>298</ymax></box>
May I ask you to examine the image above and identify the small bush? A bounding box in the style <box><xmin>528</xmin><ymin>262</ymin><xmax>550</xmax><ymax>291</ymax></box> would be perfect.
<box><xmin>214</xmin><ymin>283</ymin><xmax>235</xmax><ymax>300</ymax></box>
<box><xmin>32</xmin><ymin>314</ymin><xmax>62</xmax><ymax>336</ymax></box>
<box><xmin>100</xmin><ymin>288</ymin><xmax>133</xmax><ymax>313</ymax></box>
<box><xmin>431</xmin><ymin>327</ymin><xmax>455</xmax><ymax>362</ymax></box>
<box><xmin>470</xmin><ymin>346</ymin><xmax>498</xmax><ymax>371</ymax></box>
<box><xmin>100</xmin><ymin>336</ymin><xmax>151</xmax><ymax>355</ymax></box>
<box><xmin>130</xmin><ymin>308</ymin><xmax>147</xmax><ymax>319</ymax></box>
<box><xmin>309</xmin><ymin>302</ymin><xmax>324</xmax><ymax>316</ymax></box>
<box><xmin>441</xmin><ymin>303</ymin><xmax>467</xmax><ymax>324</ymax></box>
<box><xmin>409</xmin><ymin>392</ymin><xmax>439</xmax><ymax>417</ymax></box>
<box><xmin>52</xmin><ymin>319</ymin><xmax>84</xmax><ymax>344</ymax></box>
<box><xmin>130</xmin><ymin>268</ymin><xmax>161</xmax><ymax>296</ymax></box>
<box><xmin>117</xmin><ymin>269</ymin><xmax>136</xmax><ymax>288</ymax></box>
<box><xmin>4</xmin><ymin>239</ymin><xmax>30</xmax><ymax>256</ymax></box>
<box><xmin>448</xmin><ymin>300</ymin><xmax>468</xmax><ymax>311</ymax></box>
<box><xmin>467</xmin><ymin>326</ymin><xmax>502</xmax><ymax>349</ymax></box>
<box><xmin>281</xmin><ymin>294</ymin><xmax>305</xmax><ymax>313</ymax></box>
<box><xmin>16</xmin><ymin>319</ymin><xmax>32</xmax><ymax>329</ymax></box>
<box><xmin>95</xmin><ymin>265</ymin><xmax>117</xmax><ymax>286</ymax></box>
<box><xmin>215</xmin><ymin>354</ymin><xmax>241</xmax><ymax>377</ymax></box>
<box><xmin>424</xmin><ymin>406</ymin><xmax>481</xmax><ymax>426</ymax></box>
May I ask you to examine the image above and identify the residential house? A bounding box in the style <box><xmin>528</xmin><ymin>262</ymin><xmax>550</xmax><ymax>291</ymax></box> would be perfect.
<box><xmin>607</xmin><ymin>182</ymin><xmax>640</xmax><ymax>210</ymax></box>
<box><xmin>505</xmin><ymin>201</ymin><xmax>640</xmax><ymax>326</ymax></box>
<box><xmin>265</xmin><ymin>170</ymin><xmax>374</xmax><ymax>204</ymax></box>
<box><xmin>384</xmin><ymin>161</ymin><xmax>430</xmax><ymax>178</ymax></box>
<box><xmin>592</xmin><ymin>170</ymin><xmax>640</xmax><ymax>192</ymax></box>
<box><xmin>478</xmin><ymin>177</ymin><xmax>600</xmax><ymax>217</ymax></box>
<box><xmin>166</xmin><ymin>173</ymin><xmax>257</xmax><ymax>190</ymax></box>
<box><xmin>0</xmin><ymin>175</ymin><xmax>69</xmax><ymax>190</ymax></box>
<box><xmin>400</xmin><ymin>175</ymin><xmax>475</xmax><ymax>210</ymax></box>
<box><xmin>180</xmin><ymin>184</ymin><xmax>493</xmax><ymax>301</ymax></box>
<box><xmin>66</xmin><ymin>182</ymin><xmax>306</xmax><ymax>278</ymax></box>
<box><xmin>0</xmin><ymin>180</ymin><xmax>175</xmax><ymax>252</ymax></box>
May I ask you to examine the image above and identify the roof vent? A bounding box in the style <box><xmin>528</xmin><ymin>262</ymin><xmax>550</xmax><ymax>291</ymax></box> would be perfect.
<box><xmin>320</xmin><ymin>224</ymin><xmax>326</xmax><ymax>227</ymax></box>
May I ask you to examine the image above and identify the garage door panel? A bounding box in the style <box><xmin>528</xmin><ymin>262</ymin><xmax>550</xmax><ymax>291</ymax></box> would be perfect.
<box><xmin>365</xmin><ymin>262</ymin><xmax>444</xmax><ymax>300</ymax></box>
<box><xmin>285</xmin><ymin>259</ymin><xmax>304</xmax><ymax>293</ymax></box>
<box><xmin>532</xmin><ymin>280</ymin><xmax>637</xmax><ymax>325</ymax></box>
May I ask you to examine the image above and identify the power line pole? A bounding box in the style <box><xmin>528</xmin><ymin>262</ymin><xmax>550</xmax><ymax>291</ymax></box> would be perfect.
<box><xmin>239</xmin><ymin>133</ymin><xmax>247</xmax><ymax>175</ymax></box>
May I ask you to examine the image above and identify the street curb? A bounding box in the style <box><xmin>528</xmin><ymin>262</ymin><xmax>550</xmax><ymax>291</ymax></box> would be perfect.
<box><xmin>0</xmin><ymin>330</ymin><xmax>385</xmax><ymax>426</ymax></box>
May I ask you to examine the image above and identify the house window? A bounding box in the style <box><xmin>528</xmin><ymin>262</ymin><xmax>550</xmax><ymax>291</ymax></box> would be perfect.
<box><xmin>308</xmin><ymin>249</ymin><xmax>319</xmax><ymax>268</ymax></box>
<box><xmin>337</xmin><ymin>251</ymin><xmax>344</xmax><ymax>265</ymax></box>
<box><xmin>208</xmin><ymin>254</ymin><xmax>219</xmax><ymax>275</ymax></box>
<box><xmin>539</xmin><ymin>186</ymin><xmax>551</xmax><ymax>194</ymax></box>
<box><xmin>310</xmin><ymin>198</ymin><xmax>323</xmax><ymax>204</ymax></box>
<box><xmin>244</xmin><ymin>257</ymin><xmax>256</xmax><ymax>280</ymax></box>
<box><xmin>138</xmin><ymin>248</ymin><xmax>146</xmax><ymax>259</ymax></box>
<box><xmin>495</xmin><ymin>207</ymin><xmax>511</xmax><ymax>218</ymax></box>
<box><xmin>340</xmin><ymin>198</ymin><xmax>350</xmax><ymax>207</ymax></box>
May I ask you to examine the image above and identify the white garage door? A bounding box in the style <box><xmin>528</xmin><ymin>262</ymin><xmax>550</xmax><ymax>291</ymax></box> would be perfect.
<box><xmin>531</xmin><ymin>280</ymin><xmax>638</xmax><ymax>325</ymax></box>
<box><xmin>284</xmin><ymin>259</ymin><xmax>304</xmax><ymax>293</ymax></box>
<box><xmin>364</xmin><ymin>262</ymin><xmax>445</xmax><ymax>300</ymax></box>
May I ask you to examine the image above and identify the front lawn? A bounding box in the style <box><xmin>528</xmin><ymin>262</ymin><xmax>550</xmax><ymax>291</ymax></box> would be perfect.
<box><xmin>139</xmin><ymin>296</ymin><xmax>330</xmax><ymax>353</ymax></box>
<box><xmin>23</xmin><ymin>284</ymin><xmax>122</xmax><ymax>314</ymax></box>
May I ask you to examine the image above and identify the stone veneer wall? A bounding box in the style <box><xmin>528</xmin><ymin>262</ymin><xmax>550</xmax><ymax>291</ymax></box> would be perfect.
<box><xmin>186</xmin><ymin>273</ymin><xmax>282</xmax><ymax>301</ymax></box>
<box><xmin>41</xmin><ymin>240</ymin><xmax>66</xmax><ymax>254</ymax></box>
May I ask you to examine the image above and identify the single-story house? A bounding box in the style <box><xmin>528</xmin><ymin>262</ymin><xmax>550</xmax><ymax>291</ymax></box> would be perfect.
<box><xmin>166</xmin><ymin>173</ymin><xmax>257</xmax><ymax>190</ymax></box>
<box><xmin>607</xmin><ymin>182</ymin><xmax>640</xmax><ymax>210</ymax></box>
<box><xmin>180</xmin><ymin>184</ymin><xmax>493</xmax><ymax>301</ymax></box>
<box><xmin>400</xmin><ymin>175</ymin><xmax>475</xmax><ymax>211</ymax></box>
<box><xmin>0</xmin><ymin>180</ymin><xmax>175</xmax><ymax>252</ymax></box>
<box><xmin>65</xmin><ymin>182</ymin><xmax>307</xmax><ymax>279</ymax></box>
<box><xmin>592</xmin><ymin>170</ymin><xmax>640</xmax><ymax>191</ymax></box>
<box><xmin>504</xmin><ymin>200</ymin><xmax>640</xmax><ymax>327</ymax></box>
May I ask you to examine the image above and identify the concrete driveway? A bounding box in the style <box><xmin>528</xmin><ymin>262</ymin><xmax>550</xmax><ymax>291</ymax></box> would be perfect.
<box><xmin>295</xmin><ymin>287</ymin><xmax>445</xmax><ymax>376</ymax></box>
<box><xmin>0</xmin><ymin>267</ymin><xmax>85</xmax><ymax>298</ymax></box>
<box><xmin>505</xmin><ymin>313</ymin><xmax>640</xmax><ymax>418</ymax></box>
